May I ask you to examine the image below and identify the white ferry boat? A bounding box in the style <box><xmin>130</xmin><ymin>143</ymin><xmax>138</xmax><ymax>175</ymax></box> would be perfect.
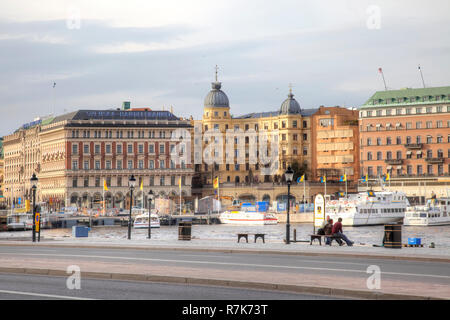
<box><xmin>133</xmin><ymin>211</ymin><xmax>161</xmax><ymax>228</ymax></box>
<box><xmin>325</xmin><ymin>190</ymin><xmax>409</xmax><ymax>226</ymax></box>
<box><xmin>218</xmin><ymin>202</ymin><xmax>278</xmax><ymax>225</ymax></box>
<box><xmin>403</xmin><ymin>198</ymin><xmax>450</xmax><ymax>226</ymax></box>
<box><xmin>7</xmin><ymin>213</ymin><xmax>33</xmax><ymax>230</ymax></box>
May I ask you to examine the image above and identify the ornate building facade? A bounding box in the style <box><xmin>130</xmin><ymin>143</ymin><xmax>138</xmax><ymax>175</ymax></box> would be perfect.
<box><xmin>3</xmin><ymin>108</ymin><xmax>194</xmax><ymax>211</ymax></box>
<box><xmin>359</xmin><ymin>86</ymin><xmax>450</xmax><ymax>201</ymax></box>
<box><xmin>197</xmin><ymin>80</ymin><xmax>315</xmax><ymax>186</ymax></box>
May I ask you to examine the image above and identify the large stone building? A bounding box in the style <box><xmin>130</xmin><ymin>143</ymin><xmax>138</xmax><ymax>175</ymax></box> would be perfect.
<box><xmin>193</xmin><ymin>79</ymin><xmax>353</xmax><ymax>205</ymax></box>
<box><xmin>197</xmin><ymin>80</ymin><xmax>315</xmax><ymax>185</ymax></box>
<box><xmin>311</xmin><ymin>106</ymin><xmax>359</xmax><ymax>182</ymax></box>
<box><xmin>359</xmin><ymin>86</ymin><xmax>450</xmax><ymax>201</ymax></box>
<box><xmin>3</xmin><ymin>107</ymin><xmax>194</xmax><ymax>211</ymax></box>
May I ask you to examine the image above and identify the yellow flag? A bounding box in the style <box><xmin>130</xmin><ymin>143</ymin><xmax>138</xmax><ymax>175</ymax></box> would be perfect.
<box><xmin>179</xmin><ymin>177</ymin><xmax>182</xmax><ymax>189</ymax></box>
<box><xmin>300</xmin><ymin>175</ymin><xmax>304</xmax><ymax>182</ymax></box>
<box><xmin>386</xmin><ymin>172</ymin><xmax>390</xmax><ymax>181</ymax></box>
<box><xmin>140</xmin><ymin>179</ymin><xmax>143</xmax><ymax>191</ymax></box>
<box><xmin>103</xmin><ymin>179</ymin><xmax>108</xmax><ymax>191</ymax></box>
<box><xmin>213</xmin><ymin>176</ymin><xmax>219</xmax><ymax>189</ymax></box>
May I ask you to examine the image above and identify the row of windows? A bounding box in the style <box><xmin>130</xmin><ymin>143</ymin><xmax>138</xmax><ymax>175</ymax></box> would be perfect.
<box><xmin>72</xmin><ymin>143</ymin><xmax>186</xmax><ymax>155</ymax></box>
<box><xmin>204</xmin><ymin>120</ymin><xmax>308</xmax><ymax>132</ymax></box>
<box><xmin>364</xmin><ymin>120</ymin><xmax>450</xmax><ymax>131</ymax></box>
<box><xmin>71</xmin><ymin>130</ymin><xmax>172</xmax><ymax>139</ymax></box>
<box><xmin>72</xmin><ymin>176</ymin><xmax>187</xmax><ymax>188</ymax></box>
<box><xmin>359</xmin><ymin>208</ymin><xmax>406</xmax><ymax>214</ymax></box>
<box><xmin>362</xmin><ymin>105</ymin><xmax>449</xmax><ymax>117</ymax></box>
<box><xmin>72</xmin><ymin>159</ymin><xmax>187</xmax><ymax>170</ymax></box>
<box><xmin>365</xmin><ymin>135</ymin><xmax>449</xmax><ymax>146</ymax></box>
<box><xmin>366</xmin><ymin>149</ymin><xmax>447</xmax><ymax>160</ymax></box>
<box><xmin>366</xmin><ymin>164</ymin><xmax>448</xmax><ymax>176</ymax></box>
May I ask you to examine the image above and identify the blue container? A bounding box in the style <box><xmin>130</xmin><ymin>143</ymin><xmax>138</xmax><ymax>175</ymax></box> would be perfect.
<box><xmin>256</xmin><ymin>201</ymin><xmax>269</xmax><ymax>212</ymax></box>
<box><xmin>72</xmin><ymin>226</ymin><xmax>89</xmax><ymax>238</ymax></box>
<box><xmin>408</xmin><ymin>238</ymin><xmax>421</xmax><ymax>245</ymax></box>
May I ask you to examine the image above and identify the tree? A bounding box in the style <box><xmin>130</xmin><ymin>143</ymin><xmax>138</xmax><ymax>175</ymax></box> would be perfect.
<box><xmin>291</xmin><ymin>160</ymin><xmax>309</xmax><ymax>182</ymax></box>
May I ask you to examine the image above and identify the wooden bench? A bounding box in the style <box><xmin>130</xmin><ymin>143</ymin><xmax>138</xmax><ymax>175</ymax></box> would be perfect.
<box><xmin>310</xmin><ymin>234</ymin><xmax>341</xmax><ymax>246</ymax></box>
<box><xmin>237</xmin><ymin>233</ymin><xmax>266</xmax><ymax>243</ymax></box>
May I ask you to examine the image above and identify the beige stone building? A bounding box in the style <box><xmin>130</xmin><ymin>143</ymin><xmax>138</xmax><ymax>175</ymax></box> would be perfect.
<box><xmin>197</xmin><ymin>80</ymin><xmax>315</xmax><ymax>186</ymax></box>
<box><xmin>192</xmin><ymin>80</ymin><xmax>356</xmax><ymax>205</ymax></box>
<box><xmin>3</xmin><ymin>108</ymin><xmax>194</xmax><ymax>211</ymax></box>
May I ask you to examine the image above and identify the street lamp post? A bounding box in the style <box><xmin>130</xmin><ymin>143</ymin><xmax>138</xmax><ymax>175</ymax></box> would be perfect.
<box><xmin>128</xmin><ymin>175</ymin><xmax>136</xmax><ymax>240</ymax></box>
<box><xmin>284</xmin><ymin>166</ymin><xmax>294</xmax><ymax>245</ymax></box>
<box><xmin>147</xmin><ymin>190</ymin><xmax>154</xmax><ymax>239</ymax></box>
<box><xmin>30</xmin><ymin>173</ymin><xmax>38</xmax><ymax>243</ymax></box>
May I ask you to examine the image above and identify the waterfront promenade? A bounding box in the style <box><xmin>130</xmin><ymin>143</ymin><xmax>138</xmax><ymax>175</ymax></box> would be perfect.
<box><xmin>0</xmin><ymin>235</ymin><xmax>449</xmax><ymax>300</ymax></box>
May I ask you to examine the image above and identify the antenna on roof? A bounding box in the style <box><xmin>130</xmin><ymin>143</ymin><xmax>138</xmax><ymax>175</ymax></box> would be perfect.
<box><xmin>378</xmin><ymin>67</ymin><xmax>387</xmax><ymax>91</ymax></box>
<box><xmin>418</xmin><ymin>65</ymin><xmax>426</xmax><ymax>88</ymax></box>
<box><xmin>215</xmin><ymin>65</ymin><xmax>219</xmax><ymax>82</ymax></box>
<box><xmin>52</xmin><ymin>81</ymin><xmax>56</xmax><ymax>115</ymax></box>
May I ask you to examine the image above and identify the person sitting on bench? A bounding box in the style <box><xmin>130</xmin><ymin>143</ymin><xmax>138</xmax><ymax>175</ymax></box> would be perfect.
<box><xmin>324</xmin><ymin>219</ymin><xmax>342</xmax><ymax>245</ymax></box>
<box><xmin>317</xmin><ymin>215</ymin><xmax>330</xmax><ymax>235</ymax></box>
<box><xmin>332</xmin><ymin>218</ymin><xmax>354</xmax><ymax>246</ymax></box>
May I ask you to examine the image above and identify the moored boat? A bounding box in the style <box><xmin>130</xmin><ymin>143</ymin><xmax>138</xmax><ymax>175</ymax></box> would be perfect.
<box><xmin>218</xmin><ymin>202</ymin><xmax>278</xmax><ymax>225</ymax></box>
<box><xmin>325</xmin><ymin>190</ymin><xmax>409</xmax><ymax>226</ymax></box>
<box><xmin>403</xmin><ymin>198</ymin><xmax>450</xmax><ymax>226</ymax></box>
<box><xmin>7</xmin><ymin>213</ymin><xmax>33</xmax><ymax>230</ymax></box>
<box><xmin>133</xmin><ymin>211</ymin><xmax>161</xmax><ymax>228</ymax></box>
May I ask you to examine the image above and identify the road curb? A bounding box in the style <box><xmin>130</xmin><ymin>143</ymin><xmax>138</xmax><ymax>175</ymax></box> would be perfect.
<box><xmin>0</xmin><ymin>266</ymin><xmax>445</xmax><ymax>300</ymax></box>
<box><xmin>0</xmin><ymin>241</ymin><xmax>449</xmax><ymax>263</ymax></box>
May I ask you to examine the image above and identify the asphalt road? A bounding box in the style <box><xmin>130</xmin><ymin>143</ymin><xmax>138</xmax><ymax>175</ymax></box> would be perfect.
<box><xmin>0</xmin><ymin>245</ymin><xmax>448</xmax><ymax>300</ymax></box>
<box><xmin>0</xmin><ymin>273</ymin><xmax>339</xmax><ymax>300</ymax></box>
<box><xmin>0</xmin><ymin>245</ymin><xmax>449</xmax><ymax>284</ymax></box>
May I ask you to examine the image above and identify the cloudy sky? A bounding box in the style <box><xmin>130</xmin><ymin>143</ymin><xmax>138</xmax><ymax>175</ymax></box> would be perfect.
<box><xmin>0</xmin><ymin>0</ymin><xmax>449</xmax><ymax>136</ymax></box>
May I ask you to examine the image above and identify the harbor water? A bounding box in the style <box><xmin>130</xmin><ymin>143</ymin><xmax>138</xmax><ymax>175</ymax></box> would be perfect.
<box><xmin>1</xmin><ymin>223</ymin><xmax>449</xmax><ymax>248</ymax></box>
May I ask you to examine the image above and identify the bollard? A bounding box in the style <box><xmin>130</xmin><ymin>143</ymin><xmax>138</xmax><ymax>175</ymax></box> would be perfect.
<box><xmin>294</xmin><ymin>229</ymin><xmax>297</xmax><ymax>242</ymax></box>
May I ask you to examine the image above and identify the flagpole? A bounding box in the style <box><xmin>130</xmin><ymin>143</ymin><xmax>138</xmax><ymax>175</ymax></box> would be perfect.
<box><xmin>345</xmin><ymin>177</ymin><xmax>348</xmax><ymax>199</ymax></box>
<box><xmin>102</xmin><ymin>179</ymin><xmax>105</xmax><ymax>216</ymax></box>
<box><xmin>418</xmin><ymin>65</ymin><xmax>426</xmax><ymax>88</ymax></box>
<box><xmin>303</xmin><ymin>178</ymin><xmax>306</xmax><ymax>204</ymax></box>
<box><xmin>379</xmin><ymin>67</ymin><xmax>387</xmax><ymax>91</ymax></box>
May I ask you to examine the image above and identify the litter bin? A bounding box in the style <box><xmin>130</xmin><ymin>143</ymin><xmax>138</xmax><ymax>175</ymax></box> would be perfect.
<box><xmin>72</xmin><ymin>226</ymin><xmax>89</xmax><ymax>238</ymax></box>
<box><xmin>178</xmin><ymin>221</ymin><xmax>192</xmax><ymax>241</ymax></box>
<box><xmin>384</xmin><ymin>224</ymin><xmax>401</xmax><ymax>248</ymax></box>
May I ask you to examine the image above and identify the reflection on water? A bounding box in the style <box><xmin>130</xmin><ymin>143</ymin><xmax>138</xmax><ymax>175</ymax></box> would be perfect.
<box><xmin>1</xmin><ymin>224</ymin><xmax>449</xmax><ymax>247</ymax></box>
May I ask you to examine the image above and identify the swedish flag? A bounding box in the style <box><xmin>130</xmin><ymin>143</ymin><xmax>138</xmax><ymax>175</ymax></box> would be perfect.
<box><xmin>297</xmin><ymin>175</ymin><xmax>304</xmax><ymax>183</ymax></box>
<box><xmin>361</xmin><ymin>175</ymin><xmax>368</xmax><ymax>182</ymax></box>
<box><xmin>320</xmin><ymin>176</ymin><xmax>326</xmax><ymax>183</ymax></box>
<box><xmin>339</xmin><ymin>174</ymin><xmax>347</xmax><ymax>182</ymax></box>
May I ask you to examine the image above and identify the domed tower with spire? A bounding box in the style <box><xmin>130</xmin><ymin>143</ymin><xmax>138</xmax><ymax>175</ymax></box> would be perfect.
<box><xmin>202</xmin><ymin>65</ymin><xmax>231</xmax><ymax>121</ymax></box>
<box><xmin>279</xmin><ymin>86</ymin><xmax>302</xmax><ymax>115</ymax></box>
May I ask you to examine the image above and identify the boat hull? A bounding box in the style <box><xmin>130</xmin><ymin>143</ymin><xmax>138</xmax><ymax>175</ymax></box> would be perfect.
<box><xmin>218</xmin><ymin>212</ymin><xmax>278</xmax><ymax>225</ymax></box>
<box><xmin>403</xmin><ymin>217</ymin><xmax>450</xmax><ymax>226</ymax></box>
<box><xmin>133</xmin><ymin>222</ymin><xmax>161</xmax><ymax>229</ymax></box>
<box><xmin>327</xmin><ymin>212</ymin><xmax>404</xmax><ymax>226</ymax></box>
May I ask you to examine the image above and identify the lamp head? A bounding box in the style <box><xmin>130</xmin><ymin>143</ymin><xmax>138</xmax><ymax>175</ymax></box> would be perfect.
<box><xmin>284</xmin><ymin>166</ymin><xmax>294</xmax><ymax>184</ymax></box>
<box><xmin>30</xmin><ymin>173</ymin><xmax>38</xmax><ymax>190</ymax></box>
<box><xmin>128</xmin><ymin>175</ymin><xmax>136</xmax><ymax>189</ymax></box>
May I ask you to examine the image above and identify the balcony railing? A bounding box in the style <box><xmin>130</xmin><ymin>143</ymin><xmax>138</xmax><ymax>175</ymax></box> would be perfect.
<box><xmin>385</xmin><ymin>159</ymin><xmax>403</xmax><ymax>165</ymax></box>
<box><xmin>404</xmin><ymin>143</ymin><xmax>423</xmax><ymax>149</ymax></box>
<box><xmin>425</xmin><ymin>157</ymin><xmax>444</xmax><ymax>164</ymax></box>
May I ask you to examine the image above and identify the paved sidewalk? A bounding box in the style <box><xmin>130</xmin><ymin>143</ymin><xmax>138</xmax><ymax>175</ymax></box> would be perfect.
<box><xmin>0</xmin><ymin>253</ymin><xmax>448</xmax><ymax>300</ymax></box>
<box><xmin>1</xmin><ymin>237</ymin><xmax>448</xmax><ymax>299</ymax></box>
<box><xmin>1</xmin><ymin>236</ymin><xmax>448</xmax><ymax>262</ymax></box>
